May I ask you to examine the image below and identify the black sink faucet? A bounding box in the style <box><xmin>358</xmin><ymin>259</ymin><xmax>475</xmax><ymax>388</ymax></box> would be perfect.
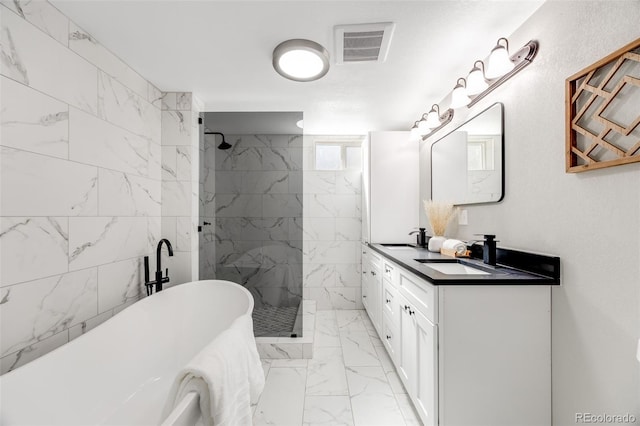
<box><xmin>481</xmin><ymin>234</ymin><xmax>497</xmax><ymax>266</ymax></box>
<box><xmin>409</xmin><ymin>228</ymin><xmax>428</xmax><ymax>248</ymax></box>
<box><xmin>144</xmin><ymin>239</ymin><xmax>174</xmax><ymax>295</ymax></box>
<box><xmin>467</xmin><ymin>234</ymin><xmax>498</xmax><ymax>266</ymax></box>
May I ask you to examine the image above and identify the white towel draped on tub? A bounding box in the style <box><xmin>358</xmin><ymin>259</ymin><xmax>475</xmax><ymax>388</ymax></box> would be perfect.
<box><xmin>162</xmin><ymin>314</ymin><xmax>265</xmax><ymax>426</ymax></box>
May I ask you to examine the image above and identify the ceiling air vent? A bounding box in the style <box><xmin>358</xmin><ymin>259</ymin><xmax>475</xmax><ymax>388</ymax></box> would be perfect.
<box><xmin>334</xmin><ymin>22</ymin><xmax>395</xmax><ymax>64</ymax></box>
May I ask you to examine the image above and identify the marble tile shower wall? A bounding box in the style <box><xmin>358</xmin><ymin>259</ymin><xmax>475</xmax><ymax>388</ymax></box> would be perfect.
<box><xmin>0</xmin><ymin>2</ymin><xmax>163</xmax><ymax>373</ymax></box>
<box><xmin>303</xmin><ymin>168</ymin><xmax>363</xmax><ymax>310</ymax></box>
<box><xmin>211</xmin><ymin>134</ymin><xmax>303</xmax><ymax>309</ymax></box>
<box><xmin>160</xmin><ymin>92</ymin><xmax>202</xmax><ymax>286</ymax></box>
<box><xmin>301</xmin><ymin>135</ymin><xmax>363</xmax><ymax>309</ymax></box>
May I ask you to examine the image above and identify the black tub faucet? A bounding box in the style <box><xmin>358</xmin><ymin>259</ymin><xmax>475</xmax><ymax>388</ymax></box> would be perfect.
<box><xmin>144</xmin><ymin>239</ymin><xmax>174</xmax><ymax>295</ymax></box>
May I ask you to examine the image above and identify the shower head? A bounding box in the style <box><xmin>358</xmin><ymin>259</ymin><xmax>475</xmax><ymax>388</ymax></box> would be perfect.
<box><xmin>205</xmin><ymin>131</ymin><xmax>231</xmax><ymax>150</ymax></box>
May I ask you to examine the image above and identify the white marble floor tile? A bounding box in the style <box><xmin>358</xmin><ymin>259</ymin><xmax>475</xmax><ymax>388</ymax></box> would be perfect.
<box><xmin>314</xmin><ymin>312</ymin><xmax>341</xmax><ymax>348</ymax></box>
<box><xmin>306</xmin><ymin>347</ymin><xmax>349</xmax><ymax>396</ymax></box>
<box><xmin>253</xmin><ymin>367</ymin><xmax>307</xmax><ymax>426</ymax></box>
<box><xmin>303</xmin><ymin>396</ymin><xmax>354</xmax><ymax>426</ymax></box>
<box><xmin>340</xmin><ymin>331</ymin><xmax>380</xmax><ymax>367</ymax></box>
<box><xmin>336</xmin><ymin>310</ymin><xmax>367</xmax><ymax>332</ymax></box>
<box><xmin>271</xmin><ymin>358</ymin><xmax>308</xmax><ymax>368</ymax></box>
<box><xmin>346</xmin><ymin>366</ymin><xmax>406</xmax><ymax>426</ymax></box>
<box><xmin>374</xmin><ymin>345</ymin><xmax>395</xmax><ymax>373</ymax></box>
<box><xmin>395</xmin><ymin>393</ymin><xmax>423</xmax><ymax>426</ymax></box>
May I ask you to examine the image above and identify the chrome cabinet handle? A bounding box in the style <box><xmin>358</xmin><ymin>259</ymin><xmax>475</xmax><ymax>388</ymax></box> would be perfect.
<box><xmin>386</xmin><ymin>299</ymin><xmax>391</xmax><ymax>303</ymax></box>
<box><xmin>386</xmin><ymin>335</ymin><xmax>391</xmax><ymax>340</ymax></box>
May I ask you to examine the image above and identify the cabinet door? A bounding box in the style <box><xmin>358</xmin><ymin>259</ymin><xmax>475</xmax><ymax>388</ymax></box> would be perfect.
<box><xmin>361</xmin><ymin>246</ymin><xmax>370</xmax><ymax>311</ymax></box>
<box><xmin>413</xmin><ymin>309</ymin><xmax>438</xmax><ymax>426</ymax></box>
<box><xmin>382</xmin><ymin>279</ymin><xmax>401</xmax><ymax>326</ymax></box>
<box><xmin>368</xmin><ymin>263</ymin><xmax>382</xmax><ymax>333</ymax></box>
<box><xmin>381</xmin><ymin>313</ymin><xmax>399</xmax><ymax>363</ymax></box>
<box><xmin>397</xmin><ymin>294</ymin><xmax>416</xmax><ymax>393</ymax></box>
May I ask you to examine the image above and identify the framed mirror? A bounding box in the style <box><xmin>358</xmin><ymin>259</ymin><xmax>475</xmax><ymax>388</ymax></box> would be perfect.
<box><xmin>430</xmin><ymin>102</ymin><xmax>504</xmax><ymax>205</ymax></box>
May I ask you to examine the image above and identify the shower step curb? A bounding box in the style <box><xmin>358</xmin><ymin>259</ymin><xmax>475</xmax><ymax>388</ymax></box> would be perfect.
<box><xmin>255</xmin><ymin>300</ymin><xmax>316</xmax><ymax>359</ymax></box>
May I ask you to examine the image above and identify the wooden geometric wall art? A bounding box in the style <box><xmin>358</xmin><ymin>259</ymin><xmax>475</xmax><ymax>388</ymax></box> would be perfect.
<box><xmin>566</xmin><ymin>38</ymin><xmax>640</xmax><ymax>173</ymax></box>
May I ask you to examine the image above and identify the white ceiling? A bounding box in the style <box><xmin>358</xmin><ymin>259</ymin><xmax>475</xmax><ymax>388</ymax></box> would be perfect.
<box><xmin>51</xmin><ymin>0</ymin><xmax>544</xmax><ymax>135</ymax></box>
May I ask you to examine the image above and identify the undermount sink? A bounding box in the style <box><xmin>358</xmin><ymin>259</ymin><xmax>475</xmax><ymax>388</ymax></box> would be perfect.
<box><xmin>414</xmin><ymin>258</ymin><xmax>491</xmax><ymax>275</ymax></box>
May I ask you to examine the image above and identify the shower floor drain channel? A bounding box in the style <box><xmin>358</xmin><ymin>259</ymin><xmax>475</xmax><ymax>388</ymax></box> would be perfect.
<box><xmin>252</xmin><ymin>306</ymin><xmax>298</xmax><ymax>337</ymax></box>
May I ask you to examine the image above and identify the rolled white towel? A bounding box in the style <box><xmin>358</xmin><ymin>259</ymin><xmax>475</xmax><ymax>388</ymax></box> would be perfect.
<box><xmin>442</xmin><ymin>239</ymin><xmax>467</xmax><ymax>256</ymax></box>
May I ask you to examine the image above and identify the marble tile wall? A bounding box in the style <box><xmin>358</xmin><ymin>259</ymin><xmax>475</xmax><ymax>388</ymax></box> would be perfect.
<box><xmin>209</xmin><ymin>134</ymin><xmax>303</xmax><ymax>314</ymax></box>
<box><xmin>0</xmin><ymin>1</ymin><xmax>162</xmax><ymax>374</ymax></box>
<box><xmin>302</xmin><ymin>140</ymin><xmax>363</xmax><ymax>309</ymax></box>
<box><xmin>160</xmin><ymin>92</ymin><xmax>202</xmax><ymax>287</ymax></box>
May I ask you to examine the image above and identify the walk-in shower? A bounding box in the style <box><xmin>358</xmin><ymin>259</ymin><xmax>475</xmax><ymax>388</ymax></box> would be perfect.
<box><xmin>199</xmin><ymin>112</ymin><xmax>303</xmax><ymax>337</ymax></box>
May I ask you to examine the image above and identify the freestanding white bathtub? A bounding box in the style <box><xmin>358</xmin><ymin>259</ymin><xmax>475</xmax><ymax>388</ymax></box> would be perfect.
<box><xmin>0</xmin><ymin>280</ymin><xmax>254</xmax><ymax>425</ymax></box>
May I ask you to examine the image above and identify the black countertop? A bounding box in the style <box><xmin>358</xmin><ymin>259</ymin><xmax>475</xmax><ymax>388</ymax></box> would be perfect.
<box><xmin>368</xmin><ymin>243</ymin><xmax>560</xmax><ymax>285</ymax></box>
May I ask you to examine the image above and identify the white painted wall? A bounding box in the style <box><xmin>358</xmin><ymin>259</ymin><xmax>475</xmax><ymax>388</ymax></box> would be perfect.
<box><xmin>420</xmin><ymin>1</ymin><xmax>640</xmax><ymax>422</ymax></box>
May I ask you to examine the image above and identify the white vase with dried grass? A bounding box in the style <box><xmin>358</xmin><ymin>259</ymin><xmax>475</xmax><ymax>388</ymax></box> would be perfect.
<box><xmin>423</xmin><ymin>200</ymin><xmax>457</xmax><ymax>252</ymax></box>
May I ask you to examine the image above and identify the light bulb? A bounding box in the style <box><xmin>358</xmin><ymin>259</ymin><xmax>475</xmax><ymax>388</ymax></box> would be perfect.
<box><xmin>425</xmin><ymin>110</ymin><xmax>441</xmax><ymax>129</ymax></box>
<box><xmin>417</xmin><ymin>119</ymin><xmax>430</xmax><ymax>135</ymax></box>
<box><xmin>410</xmin><ymin>125</ymin><xmax>421</xmax><ymax>140</ymax></box>
<box><xmin>466</xmin><ymin>62</ymin><xmax>488</xmax><ymax>95</ymax></box>
<box><xmin>450</xmin><ymin>79</ymin><xmax>470</xmax><ymax>109</ymax></box>
<box><xmin>486</xmin><ymin>39</ymin><xmax>514</xmax><ymax>79</ymax></box>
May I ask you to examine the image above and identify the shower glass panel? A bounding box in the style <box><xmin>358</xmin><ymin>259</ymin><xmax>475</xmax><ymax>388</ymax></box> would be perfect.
<box><xmin>199</xmin><ymin>112</ymin><xmax>303</xmax><ymax>337</ymax></box>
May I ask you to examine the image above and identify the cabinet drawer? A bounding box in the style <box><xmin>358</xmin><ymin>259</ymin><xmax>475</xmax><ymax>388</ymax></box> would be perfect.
<box><xmin>382</xmin><ymin>260</ymin><xmax>398</xmax><ymax>286</ymax></box>
<box><xmin>382</xmin><ymin>312</ymin><xmax>400</xmax><ymax>362</ymax></box>
<box><xmin>398</xmin><ymin>270</ymin><xmax>437</xmax><ymax>324</ymax></box>
<box><xmin>382</xmin><ymin>279</ymin><xmax>400</xmax><ymax>325</ymax></box>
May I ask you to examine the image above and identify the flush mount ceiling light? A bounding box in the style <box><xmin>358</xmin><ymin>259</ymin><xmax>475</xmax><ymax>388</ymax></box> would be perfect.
<box><xmin>273</xmin><ymin>39</ymin><xmax>330</xmax><ymax>82</ymax></box>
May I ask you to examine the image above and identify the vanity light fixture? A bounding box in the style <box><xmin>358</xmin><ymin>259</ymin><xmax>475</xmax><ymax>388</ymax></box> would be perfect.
<box><xmin>486</xmin><ymin>37</ymin><xmax>515</xmax><ymax>79</ymax></box>
<box><xmin>409</xmin><ymin>37</ymin><xmax>537</xmax><ymax>139</ymax></box>
<box><xmin>273</xmin><ymin>39</ymin><xmax>330</xmax><ymax>82</ymax></box>
<box><xmin>450</xmin><ymin>78</ymin><xmax>471</xmax><ymax>108</ymax></box>
<box><xmin>466</xmin><ymin>60</ymin><xmax>489</xmax><ymax>95</ymax></box>
<box><xmin>413</xmin><ymin>105</ymin><xmax>454</xmax><ymax>140</ymax></box>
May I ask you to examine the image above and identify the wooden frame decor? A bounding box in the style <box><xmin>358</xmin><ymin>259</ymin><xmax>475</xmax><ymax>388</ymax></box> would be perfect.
<box><xmin>566</xmin><ymin>38</ymin><xmax>640</xmax><ymax>173</ymax></box>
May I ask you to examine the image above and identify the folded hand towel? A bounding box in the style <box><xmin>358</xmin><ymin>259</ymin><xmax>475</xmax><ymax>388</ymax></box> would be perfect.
<box><xmin>442</xmin><ymin>239</ymin><xmax>467</xmax><ymax>256</ymax></box>
<box><xmin>162</xmin><ymin>314</ymin><xmax>265</xmax><ymax>426</ymax></box>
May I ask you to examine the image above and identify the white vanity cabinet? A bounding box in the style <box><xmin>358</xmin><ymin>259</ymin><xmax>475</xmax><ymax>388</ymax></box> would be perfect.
<box><xmin>361</xmin><ymin>132</ymin><xmax>419</xmax><ymax>244</ymax></box>
<box><xmin>363</xmin><ymin>249</ymin><xmax>552</xmax><ymax>426</ymax></box>
<box><xmin>361</xmin><ymin>244</ymin><xmax>382</xmax><ymax>334</ymax></box>
<box><xmin>397</xmin><ymin>291</ymin><xmax>438</xmax><ymax>426</ymax></box>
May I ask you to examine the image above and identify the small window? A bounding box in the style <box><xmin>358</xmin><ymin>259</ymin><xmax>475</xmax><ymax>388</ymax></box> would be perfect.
<box><xmin>315</xmin><ymin>144</ymin><xmax>342</xmax><ymax>170</ymax></box>
<box><xmin>314</xmin><ymin>140</ymin><xmax>362</xmax><ymax>170</ymax></box>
